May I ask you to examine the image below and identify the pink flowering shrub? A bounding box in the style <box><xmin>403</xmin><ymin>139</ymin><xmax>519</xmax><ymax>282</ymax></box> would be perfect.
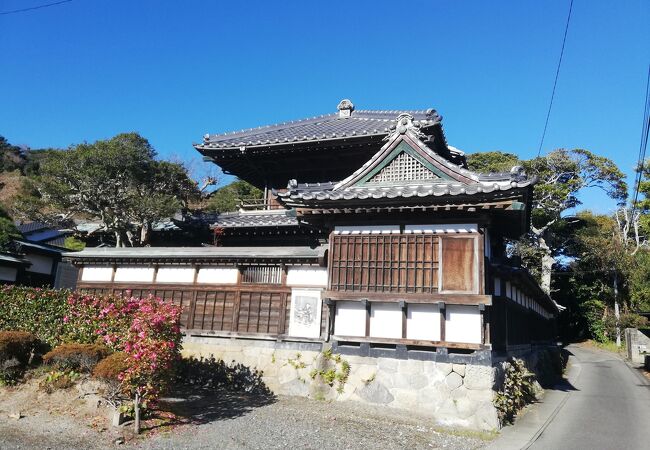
<box><xmin>1</xmin><ymin>287</ymin><xmax>182</xmax><ymax>408</ymax></box>
<box><xmin>63</xmin><ymin>293</ymin><xmax>182</xmax><ymax>405</ymax></box>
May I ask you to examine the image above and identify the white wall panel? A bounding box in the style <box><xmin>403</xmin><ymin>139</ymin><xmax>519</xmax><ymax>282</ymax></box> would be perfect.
<box><xmin>334</xmin><ymin>301</ymin><xmax>366</xmax><ymax>337</ymax></box>
<box><xmin>156</xmin><ymin>267</ymin><xmax>195</xmax><ymax>283</ymax></box>
<box><xmin>81</xmin><ymin>266</ymin><xmax>113</xmax><ymax>282</ymax></box>
<box><xmin>0</xmin><ymin>266</ymin><xmax>18</xmax><ymax>282</ymax></box>
<box><xmin>406</xmin><ymin>303</ymin><xmax>441</xmax><ymax>340</ymax></box>
<box><xmin>445</xmin><ymin>305</ymin><xmax>482</xmax><ymax>344</ymax></box>
<box><xmin>369</xmin><ymin>302</ymin><xmax>402</xmax><ymax>339</ymax></box>
<box><xmin>288</xmin><ymin>289</ymin><xmax>323</xmax><ymax>339</ymax></box>
<box><xmin>114</xmin><ymin>267</ymin><xmax>155</xmax><ymax>283</ymax></box>
<box><xmin>286</xmin><ymin>266</ymin><xmax>328</xmax><ymax>287</ymax></box>
<box><xmin>196</xmin><ymin>267</ymin><xmax>238</xmax><ymax>284</ymax></box>
<box><xmin>25</xmin><ymin>254</ymin><xmax>53</xmax><ymax>274</ymax></box>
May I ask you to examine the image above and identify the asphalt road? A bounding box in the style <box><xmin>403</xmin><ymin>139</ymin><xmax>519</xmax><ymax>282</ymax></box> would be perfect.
<box><xmin>529</xmin><ymin>344</ymin><xmax>650</xmax><ymax>450</ymax></box>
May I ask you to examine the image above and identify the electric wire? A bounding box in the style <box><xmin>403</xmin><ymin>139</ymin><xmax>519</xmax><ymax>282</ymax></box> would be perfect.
<box><xmin>631</xmin><ymin>64</ymin><xmax>650</xmax><ymax>215</ymax></box>
<box><xmin>537</xmin><ymin>0</ymin><xmax>574</xmax><ymax>157</ymax></box>
<box><xmin>0</xmin><ymin>0</ymin><xmax>72</xmax><ymax>16</ymax></box>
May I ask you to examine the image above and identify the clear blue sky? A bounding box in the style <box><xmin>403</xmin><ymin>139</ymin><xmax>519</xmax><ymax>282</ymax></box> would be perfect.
<box><xmin>1</xmin><ymin>0</ymin><xmax>648</xmax><ymax>212</ymax></box>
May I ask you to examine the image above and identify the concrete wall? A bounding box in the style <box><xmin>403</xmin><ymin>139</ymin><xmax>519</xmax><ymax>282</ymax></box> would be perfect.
<box><xmin>625</xmin><ymin>328</ymin><xmax>650</xmax><ymax>364</ymax></box>
<box><xmin>182</xmin><ymin>335</ymin><xmax>499</xmax><ymax>430</ymax></box>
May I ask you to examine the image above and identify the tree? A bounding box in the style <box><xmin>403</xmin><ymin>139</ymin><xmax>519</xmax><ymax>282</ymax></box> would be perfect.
<box><xmin>0</xmin><ymin>206</ymin><xmax>21</xmax><ymax>251</ymax></box>
<box><xmin>0</xmin><ymin>136</ymin><xmax>26</xmax><ymax>173</ymax></box>
<box><xmin>466</xmin><ymin>151</ymin><xmax>521</xmax><ymax>173</ymax></box>
<box><xmin>13</xmin><ymin>133</ymin><xmax>200</xmax><ymax>247</ymax></box>
<box><xmin>522</xmin><ymin>149</ymin><xmax>627</xmax><ymax>293</ymax></box>
<box><xmin>204</xmin><ymin>180</ymin><xmax>263</xmax><ymax>213</ymax></box>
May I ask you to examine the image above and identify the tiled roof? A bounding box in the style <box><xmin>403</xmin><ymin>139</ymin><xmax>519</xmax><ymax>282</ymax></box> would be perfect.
<box><xmin>211</xmin><ymin>210</ymin><xmax>298</xmax><ymax>228</ymax></box>
<box><xmin>196</xmin><ymin>107</ymin><xmax>442</xmax><ymax>150</ymax></box>
<box><xmin>277</xmin><ymin>179</ymin><xmax>534</xmax><ymax>204</ymax></box>
<box><xmin>64</xmin><ymin>245</ymin><xmax>327</xmax><ymax>263</ymax></box>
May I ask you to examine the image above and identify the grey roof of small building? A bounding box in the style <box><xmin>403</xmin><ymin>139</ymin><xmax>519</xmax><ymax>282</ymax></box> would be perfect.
<box><xmin>64</xmin><ymin>245</ymin><xmax>326</xmax><ymax>263</ymax></box>
<box><xmin>0</xmin><ymin>253</ymin><xmax>31</xmax><ymax>266</ymax></box>
<box><xmin>211</xmin><ymin>210</ymin><xmax>299</xmax><ymax>228</ymax></box>
<box><xmin>196</xmin><ymin>108</ymin><xmax>442</xmax><ymax>150</ymax></box>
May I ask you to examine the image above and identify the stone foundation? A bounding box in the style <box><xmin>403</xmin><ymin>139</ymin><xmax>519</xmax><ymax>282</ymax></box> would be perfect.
<box><xmin>182</xmin><ymin>335</ymin><xmax>499</xmax><ymax>430</ymax></box>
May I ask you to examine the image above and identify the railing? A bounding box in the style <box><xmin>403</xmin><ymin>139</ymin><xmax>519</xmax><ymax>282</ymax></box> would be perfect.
<box><xmin>237</xmin><ymin>198</ymin><xmax>285</xmax><ymax>211</ymax></box>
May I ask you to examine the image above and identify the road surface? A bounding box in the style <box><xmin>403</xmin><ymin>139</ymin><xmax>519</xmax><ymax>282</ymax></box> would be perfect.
<box><xmin>529</xmin><ymin>344</ymin><xmax>650</xmax><ymax>450</ymax></box>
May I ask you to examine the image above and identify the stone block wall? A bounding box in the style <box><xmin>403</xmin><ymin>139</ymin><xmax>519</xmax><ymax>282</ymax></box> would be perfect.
<box><xmin>182</xmin><ymin>336</ymin><xmax>499</xmax><ymax>430</ymax></box>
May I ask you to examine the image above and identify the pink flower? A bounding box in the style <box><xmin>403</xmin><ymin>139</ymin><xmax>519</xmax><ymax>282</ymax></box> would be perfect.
<box><xmin>63</xmin><ymin>316</ymin><xmax>69</xmax><ymax>323</ymax></box>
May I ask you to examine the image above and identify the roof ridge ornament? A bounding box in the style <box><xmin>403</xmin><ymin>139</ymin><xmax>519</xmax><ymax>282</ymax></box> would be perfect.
<box><xmin>386</xmin><ymin>113</ymin><xmax>427</xmax><ymax>141</ymax></box>
<box><xmin>337</xmin><ymin>99</ymin><xmax>355</xmax><ymax>118</ymax></box>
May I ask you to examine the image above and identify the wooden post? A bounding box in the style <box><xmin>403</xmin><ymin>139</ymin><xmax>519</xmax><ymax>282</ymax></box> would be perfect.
<box><xmin>439</xmin><ymin>301</ymin><xmax>446</xmax><ymax>342</ymax></box>
<box><xmin>134</xmin><ymin>392</ymin><xmax>140</xmax><ymax>434</ymax></box>
<box><xmin>400</xmin><ymin>300</ymin><xmax>407</xmax><ymax>339</ymax></box>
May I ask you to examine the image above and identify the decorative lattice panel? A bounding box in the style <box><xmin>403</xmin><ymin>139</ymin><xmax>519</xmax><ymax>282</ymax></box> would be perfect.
<box><xmin>368</xmin><ymin>152</ymin><xmax>438</xmax><ymax>183</ymax></box>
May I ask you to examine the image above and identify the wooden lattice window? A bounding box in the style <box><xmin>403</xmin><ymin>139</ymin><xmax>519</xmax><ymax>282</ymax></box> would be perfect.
<box><xmin>329</xmin><ymin>234</ymin><xmax>439</xmax><ymax>293</ymax></box>
<box><xmin>368</xmin><ymin>152</ymin><xmax>439</xmax><ymax>183</ymax></box>
<box><xmin>241</xmin><ymin>266</ymin><xmax>283</xmax><ymax>284</ymax></box>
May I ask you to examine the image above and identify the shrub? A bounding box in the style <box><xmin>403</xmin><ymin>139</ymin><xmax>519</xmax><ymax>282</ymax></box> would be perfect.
<box><xmin>0</xmin><ymin>286</ymin><xmax>70</xmax><ymax>346</ymax></box>
<box><xmin>93</xmin><ymin>352</ymin><xmax>129</xmax><ymax>381</ymax></box>
<box><xmin>94</xmin><ymin>352</ymin><xmax>129</xmax><ymax>407</ymax></box>
<box><xmin>43</xmin><ymin>343</ymin><xmax>111</xmax><ymax>372</ymax></box>
<box><xmin>0</xmin><ymin>331</ymin><xmax>39</xmax><ymax>365</ymax></box>
<box><xmin>0</xmin><ymin>331</ymin><xmax>40</xmax><ymax>385</ymax></box>
<box><xmin>494</xmin><ymin>358</ymin><xmax>537</xmax><ymax>425</ymax></box>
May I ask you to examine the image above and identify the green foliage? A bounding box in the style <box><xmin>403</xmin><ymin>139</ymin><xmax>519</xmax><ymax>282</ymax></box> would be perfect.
<box><xmin>39</xmin><ymin>369</ymin><xmax>81</xmax><ymax>392</ymax></box>
<box><xmin>0</xmin><ymin>206</ymin><xmax>21</xmax><ymax>251</ymax></box>
<box><xmin>63</xmin><ymin>236</ymin><xmax>86</xmax><ymax>251</ymax></box>
<box><xmin>13</xmin><ymin>132</ymin><xmax>200</xmax><ymax>247</ymax></box>
<box><xmin>0</xmin><ymin>286</ymin><xmax>71</xmax><ymax>346</ymax></box>
<box><xmin>629</xmin><ymin>250</ymin><xmax>650</xmax><ymax>312</ymax></box>
<box><xmin>309</xmin><ymin>349</ymin><xmax>350</xmax><ymax>394</ymax></box>
<box><xmin>494</xmin><ymin>358</ymin><xmax>537</xmax><ymax>425</ymax></box>
<box><xmin>205</xmin><ymin>179</ymin><xmax>263</xmax><ymax>213</ymax></box>
<box><xmin>580</xmin><ymin>299</ymin><xmax>607</xmax><ymax>342</ymax></box>
<box><xmin>466</xmin><ymin>151</ymin><xmax>520</xmax><ymax>174</ymax></box>
<box><xmin>0</xmin><ymin>136</ymin><xmax>26</xmax><ymax>173</ymax></box>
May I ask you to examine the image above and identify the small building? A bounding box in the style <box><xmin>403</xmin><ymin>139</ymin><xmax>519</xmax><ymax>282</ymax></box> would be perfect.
<box><xmin>64</xmin><ymin>101</ymin><xmax>559</xmax><ymax>429</ymax></box>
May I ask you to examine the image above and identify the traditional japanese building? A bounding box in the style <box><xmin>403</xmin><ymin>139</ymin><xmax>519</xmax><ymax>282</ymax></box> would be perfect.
<box><xmin>64</xmin><ymin>100</ymin><xmax>559</xmax><ymax>429</ymax></box>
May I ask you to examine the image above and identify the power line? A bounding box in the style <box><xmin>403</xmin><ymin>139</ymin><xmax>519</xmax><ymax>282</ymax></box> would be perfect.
<box><xmin>537</xmin><ymin>0</ymin><xmax>574</xmax><ymax>157</ymax></box>
<box><xmin>0</xmin><ymin>0</ymin><xmax>72</xmax><ymax>16</ymax></box>
<box><xmin>631</xmin><ymin>64</ymin><xmax>650</xmax><ymax>214</ymax></box>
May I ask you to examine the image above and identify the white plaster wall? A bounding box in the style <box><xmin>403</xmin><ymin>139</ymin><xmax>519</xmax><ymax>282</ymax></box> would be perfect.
<box><xmin>404</xmin><ymin>223</ymin><xmax>478</xmax><ymax>233</ymax></box>
<box><xmin>156</xmin><ymin>267</ymin><xmax>195</xmax><ymax>283</ymax></box>
<box><xmin>334</xmin><ymin>301</ymin><xmax>366</xmax><ymax>336</ymax></box>
<box><xmin>196</xmin><ymin>267</ymin><xmax>238</xmax><ymax>284</ymax></box>
<box><xmin>286</xmin><ymin>266</ymin><xmax>328</xmax><ymax>287</ymax></box>
<box><xmin>114</xmin><ymin>267</ymin><xmax>155</xmax><ymax>283</ymax></box>
<box><xmin>369</xmin><ymin>302</ymin><xmax>402</xmax><ymax>339</ymax></box>
<box><xmin>25</xmin><ymin>254</ymin><xmax>53</xmax><ymax>275</ymax></box>
<box><xmin>0</xmin><ymin>266</ymin><xmax>18</xmax><ymax>282</ymax></box>
<box><xmin>445</xmin><ymin>305</ymin><xmax>482</xmax><ymax>344</ymax></box>
<box><xmin>406</xmin><ymin>303</ymin><xmax>441</xmax><ymax>340</ymax></box>
<box><xmin>81</xmin><ymin>266</ymin><xmax>113</xmax><ymax>282</ymax></box>
<box><xmin>334</xmin><ymin>225</ymin><xmax>400</xmax><ymax>234</ymax></box>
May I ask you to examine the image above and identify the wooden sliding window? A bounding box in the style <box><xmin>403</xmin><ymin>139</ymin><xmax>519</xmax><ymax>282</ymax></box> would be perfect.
<box><xmin>329</xmin><ymin>233</ymin><xmax>439</xmax><ymax>293</ymax></box>
<box><xmin>241</xmin><ymin>266</ymin><xmax>282</xmax><ymax>284</ymax></box>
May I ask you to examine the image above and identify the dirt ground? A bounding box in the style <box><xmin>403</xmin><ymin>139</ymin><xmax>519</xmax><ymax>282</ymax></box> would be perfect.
<box><xmin>0</xmin><ymin>375</ymin><xmax>492</xmax><ymax>450</ymax></box>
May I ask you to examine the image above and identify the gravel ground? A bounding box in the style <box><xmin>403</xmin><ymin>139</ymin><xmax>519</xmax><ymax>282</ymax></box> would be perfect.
<box><xmin>1</xmin><ymin>389</ymin><xmax>491</xmax><ymax>450</ymax></box>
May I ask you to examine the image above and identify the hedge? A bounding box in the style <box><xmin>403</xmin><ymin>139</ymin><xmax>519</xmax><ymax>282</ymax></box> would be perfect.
<box><xmin>0</xmin><ymin>286</ymin><xmax>70</xmax><ymax>346</ymax></box>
